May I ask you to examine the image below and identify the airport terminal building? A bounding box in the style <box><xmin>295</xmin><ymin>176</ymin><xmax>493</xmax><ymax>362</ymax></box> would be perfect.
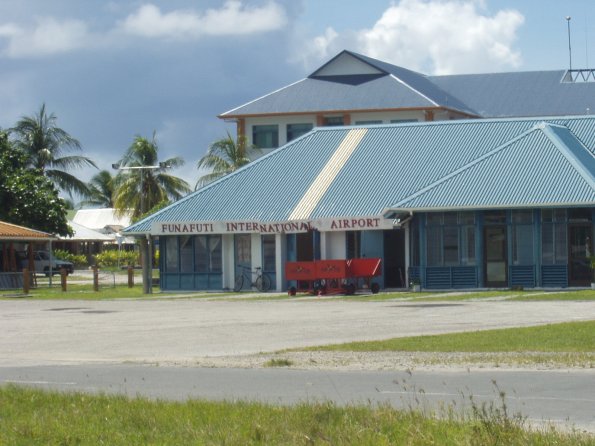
<box><xmin>124</xmin><ymin>116</ymin><xmax>595</xmax><ymax>291</ymax></box>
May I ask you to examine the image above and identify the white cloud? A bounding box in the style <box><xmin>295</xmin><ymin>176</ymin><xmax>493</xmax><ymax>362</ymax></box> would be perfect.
<box><xmin>301</xmin><ymin>0</ymin><xmax>524</xmax><ymax>75</ymax></box>
<box><xmin>121</xmin><ymin>1</ymin><xmax>288</xmax><ymax>39</ymax></box>
<box><xmin>0</xmin><ymin>18</ymin><xmax>89</xmax><ymax>58</ymax></box>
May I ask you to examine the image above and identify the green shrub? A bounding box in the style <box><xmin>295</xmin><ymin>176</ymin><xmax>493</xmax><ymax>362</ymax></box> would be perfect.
<box><xmin>95</xmin><ymin>250</ymin><xmax>139</xmax><ymax>268</ymax></box>
<box><xmin>52</xmin><ymin>249</ymin><xmax>88</xmax><ymax>267</ymax></box>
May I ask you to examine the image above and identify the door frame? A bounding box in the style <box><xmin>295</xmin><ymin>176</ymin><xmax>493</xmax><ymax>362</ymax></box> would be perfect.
<box><xmin>483</xmin><ymin>225</ymin><xmax>508</xmax><ymax>287</ymax></box>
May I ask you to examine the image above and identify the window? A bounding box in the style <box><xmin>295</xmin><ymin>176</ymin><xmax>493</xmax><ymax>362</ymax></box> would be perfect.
<box><xmin>390</xmin><ymin>119</ymin><xmax>417</xmax><ymax>124</ymax></box>
<box><xmin>262</xmin><ymin>235</ymin><xmax>276</xmax><ymax>273</ymax></box>
<box><xmin>426</xmin><ymin>212</ymin><xmax>476</xmax><ymax>266</ymax></box>
<box><xmin>165</xmin><ymin>237</ymin><xmax>179</xmax><ymax>273</ymax></box>
<box><xmin>323</xmin><ymin>116</ymin><xmax>344</xmax><ymax>126</ymax></box>
<box><xmin>568</xmin><ymin>208</ymin><xmax>592</xmax><ymax>222</ymax></box>
<box><xmin>542</xmin><ymin>210</ymin><xmax>567</xmax><ymax>264</ymax></box>
<box><xmin>286</xmin><ymin>123</ymin><xmax>313</xmax><ymax>142</ymax></box>
<box><xmin>354</xmin><ymin>120</ymin><xmax>382</xmax><ymax>125</ymax></box>
<box><xmin>195</xmin><ymin>235</ymin><xmax>222</xmax><ymax>273</ymax></box>
<box><xmin>512</xmin><ymin>210</ymin><xmax>534</xmax><ymax>265</ymax></box>
<box><xmin>179</xmin><ymin>236</ymin><xmax>193</xmax><ymax>273</ymax></box>
<box><xmin>484</xmin><ymin>210</ymin><xmax>506</xmax><ymax>224</ymax></box>
<box><xmin>252</xmin><ymin>125</ymin><xmax>278</xmax><ymax>148</ymax></box>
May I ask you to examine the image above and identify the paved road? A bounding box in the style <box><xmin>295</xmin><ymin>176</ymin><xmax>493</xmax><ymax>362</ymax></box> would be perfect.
<box><xmin>1</xmin><ymin>364</ymin><xmax>594</xmax><ymax>432</ymax></box>
<box><xmin>1</xmin><ymin>297</ymin><xmax>594</xmax><ymax>365</ymax></box>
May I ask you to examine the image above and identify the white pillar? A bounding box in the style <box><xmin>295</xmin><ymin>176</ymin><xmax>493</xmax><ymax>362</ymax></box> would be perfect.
<box><xmin>222</xmin><ymin>234</ymin><xmax>235</xmax><ymax>290</ymax></box>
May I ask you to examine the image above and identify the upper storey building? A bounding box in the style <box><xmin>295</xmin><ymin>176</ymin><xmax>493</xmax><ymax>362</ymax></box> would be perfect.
<box><xmin>219</xmin><ymin>50</ymin><xmax>595</xmax><ymax>153</ymax></box>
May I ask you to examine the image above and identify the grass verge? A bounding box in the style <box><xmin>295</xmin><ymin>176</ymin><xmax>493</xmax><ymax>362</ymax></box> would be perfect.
<box><xmin>1</xmin><ymin>386</ymin><xmax>592</xmax><ymax>445</ymax></box>
<box><xmin>298</xmin><ymin>320</ymin><xmax>595</xmax><ymax>353</ymax></box>
<box><xmin>341</xmin><ymin>289</ymin><xmax>595</xmax><ymax>302</ymax></box>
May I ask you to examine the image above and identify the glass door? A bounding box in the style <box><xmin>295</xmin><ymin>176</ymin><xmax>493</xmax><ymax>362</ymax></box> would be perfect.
<box><xmin>484</xmin><ymin>226</ymin><xmax>507</xmax><ymax>287</ymax></box>
<box><xmin>568</xmin><ymin>224</ymin><xmax>592</xmax><ymax>286</ymax></box>
<box><xmin>234</xmin><ymin>234</ymin><xmax>251</xmax><ymax>290</ymax></box>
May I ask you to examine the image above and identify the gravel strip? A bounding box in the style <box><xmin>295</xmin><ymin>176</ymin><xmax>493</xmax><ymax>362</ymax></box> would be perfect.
<box><xmin>188</xmin><ymin>351</ymin><xmax>595</xmax><ymax>371</ymax></box>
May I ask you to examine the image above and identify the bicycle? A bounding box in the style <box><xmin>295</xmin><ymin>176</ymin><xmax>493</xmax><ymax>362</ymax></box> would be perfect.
<box><xmin>233</xmin><ymin>266</ymin><xmax>272</xmax><ymax>292</ymax></box>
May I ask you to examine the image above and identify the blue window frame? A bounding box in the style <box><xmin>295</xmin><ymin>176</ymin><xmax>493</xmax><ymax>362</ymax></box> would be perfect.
<box><xmin>426</xmin><ymin>212</ymin><xmax>475</xmax><ymax>266</ymax></box>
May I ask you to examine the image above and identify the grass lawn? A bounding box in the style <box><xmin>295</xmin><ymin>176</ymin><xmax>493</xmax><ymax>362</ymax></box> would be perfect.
<box><xmin>1</xmin><ymin>386</ymin><xmax>593</xmax><ymax>445</ymax></box>
<box><xmin>341</xmin><ymin>289</ymin><xmax>595</xmax><ymax>302</ymax></box>
<box><xmin>298</xmin><ymin>320</ymin><xmax>595</xmax><ymax>353</ymax></box>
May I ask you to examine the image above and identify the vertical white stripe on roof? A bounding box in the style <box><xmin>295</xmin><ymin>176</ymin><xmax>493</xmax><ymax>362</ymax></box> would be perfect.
<box><xmin>289</xmin><ymin>128</ymin><xmax>368</xmax><ymax>220</ymax></box>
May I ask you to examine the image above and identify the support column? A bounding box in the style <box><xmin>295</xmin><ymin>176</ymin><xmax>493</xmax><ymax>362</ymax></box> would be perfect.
<box><xmin>141</xmin><ymin>234</ymin><xmax>152</xmax><ymax>294</ymax></box>
<box><xmin>275</xmin><ymin>233</ymin><xmax>287</xmax><ymax>292</ymax></box>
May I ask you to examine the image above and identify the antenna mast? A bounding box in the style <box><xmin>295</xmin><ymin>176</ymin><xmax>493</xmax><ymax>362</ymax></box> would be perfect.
<box><xmin>566</xmin><ymin>16</ymin><xmax>572</xmax><ymax>71</ymax></box>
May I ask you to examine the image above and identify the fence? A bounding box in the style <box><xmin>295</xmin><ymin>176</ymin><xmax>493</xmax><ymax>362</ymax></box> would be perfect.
<box><xmin>0</xmin><ymin>267</ymin><xmax>140</xmax><ymax>293</ymax></box>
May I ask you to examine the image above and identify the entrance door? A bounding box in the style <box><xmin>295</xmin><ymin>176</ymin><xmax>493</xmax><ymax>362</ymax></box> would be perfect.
<box><xmin>383</xmin><ymin>230</ymin><xmax>406</xmax><ymax>288</ymax></box>
<box><xmin>296</xmin><ymin>232</ymin><xmax>314</xmax><ymax>261</ymax></box>
<box><xmin>234</xmin><ymin>234</ymin><xmax>251</xmax><ymax>290</ymax></box>
<box><xmin>484</xmin><ymin>226</ymin><xmax>507</xmax><ymax>287</ymax></box>
<box><xmin>568</xmin><ymin>224</ymin><xmax>592</xmax><ymax>286</ymax></box>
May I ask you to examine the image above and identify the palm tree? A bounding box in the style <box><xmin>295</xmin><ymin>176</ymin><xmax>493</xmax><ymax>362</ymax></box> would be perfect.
<box><xmin>80</xmin><ymin>170</ymin><xmax>116</xmax><ymax>208</ymax></box>
<box><xmin>195</xmin><ymin>132</ymin><xmax>260</xmax><ymax>189</ymax></box>
<box><xmin>9</xmin><ymin>103</ymin><xmax>97</xmax><ymax>197</ymax></box>
<box><xmin>113</xmin><ymin>133</ymin><xmax>191</xmax><ymax>220</ymax></box>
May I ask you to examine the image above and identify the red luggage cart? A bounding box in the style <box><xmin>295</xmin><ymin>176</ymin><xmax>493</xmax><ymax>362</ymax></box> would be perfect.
<box><xmin>285</xmin><ymin>258</ymin><xmax>382</xmax><ymax>295</ymax></box>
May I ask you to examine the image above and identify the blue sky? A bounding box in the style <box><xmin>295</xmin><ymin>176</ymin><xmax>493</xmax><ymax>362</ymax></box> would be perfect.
<box><xmin>0</xmin><ymin>0</ymin><xmax>594</xmax><ymax>197</ymax></box>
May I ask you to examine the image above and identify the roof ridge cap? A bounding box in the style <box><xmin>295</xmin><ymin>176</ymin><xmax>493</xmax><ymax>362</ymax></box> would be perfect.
<box><xmin>540</xmin><ymin>125</ymin><xmax>595</xmax><ymax>189</ymax></box>
<box><xmin>388</xmin><ymin>73</ymin><xmax>439</xmax><ymax>107</ymax></box>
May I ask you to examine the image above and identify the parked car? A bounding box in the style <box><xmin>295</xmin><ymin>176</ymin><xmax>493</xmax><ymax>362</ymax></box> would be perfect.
<box><xmin>18</xmin><ymin>251</ymin><xmax>74</xmax><ymax>276</ymax></box>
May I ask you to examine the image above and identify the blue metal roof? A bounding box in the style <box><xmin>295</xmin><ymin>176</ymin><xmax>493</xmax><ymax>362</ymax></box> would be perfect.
<box><xmin>125</xmin><ymin>115</ymin><xmax>595</xmax><ymax>234</ymax></box>
<box><xmin>389</xmin><ymin>123</ymin><xmax>595</xmax><ymax>211</ymax></box>
<box><xmin>430</xmin><ymin>70</ymin><xmax>595</xmax><ymax>118</ymax></box>
<box><xmin>220</xmin><ymin>50</ymin><xmax>595</xmax><ymax>119</ymax></box>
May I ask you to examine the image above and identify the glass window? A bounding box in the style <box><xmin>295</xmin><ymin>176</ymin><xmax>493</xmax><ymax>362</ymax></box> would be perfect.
<box><xmin>425</xmin><ymin>212</ymin><xmax>476</xmax><ymax>266</ymax></box>
<box><xmin>568</xmin><ymin>208</ymin><xmax>592</xmax><ymax>222</ymax></box>
<box><xmin>252</xmin><ymin>125</ymin><xmax>278</xmax><ymax>148</ymax></box>
<box><xmin>323</xmin><ymin>116</ymin><xmax>344</xmax><ymax>126</ymax></box>
<box><xmin>179</xmin><ymin>236</ymin><xmax>193</xmax><ymax>273</ymax></box>
<box><xmin>443</xmin><ymin>227</ymin><xmax>459</xmax><ymax>265</ymax></box>
<box><xmin>209</xmin><ymin>236</ymin><xmax>222</xmax><ymax>272</ymax></box>
<box><xmin>443</xmin><ymin>212</ymin><xmax>458</xmax><ymax>225</ymax></box>
<box><xmin>195</xmin><ymin>236</ymin><xmax>208</xmax><ymax>272</ymax></box>
<box><xmin>542</xmin><ymin>222</ymin><xmax>568</xmax><ymax>264</ymax></box>
<box><xmin>426</xmin><ymin>213</ymin><xmax>442</xmax><ymax>225</ymax></box>
<box><xmin>165</xmin><ymin>237</ymin><xmax>179</xmax><ymax>273</ymax></box>
<box><xmin>390</xmin><ymin>119</ymin><xmax>417</xmax><ymax>123</ymax></box>
<box><xmin>484</xmin><ymin>210</ymin><xmax>506</xmax><ymax>224</ymax></box>
<box><xmin>458</xmin><ymin>212</ymin><xmax>475</xmax><ymax>225</ymax></box>
<box><xmin>426</xmin><ymin>226</ymin><xmax>442</xmax><ymax>266</ymax></box>
<box><xmin>512</xmin><ymin>209</ymin><xmax>533</xmax><ymax>224</ymax></box>
<box><xmin>544</xmin><ymin>209</ymin><xmax>567</xmax><ymax>223</ymax></box>
<box><xmin>460</xmin><ymin>226</ymin><xmax>475</xmax><ymax>265</ymax></box>
<box><xmin>354</xmin><ymin>120</ymin><xmax>382</xmax><ymax>125</ymax></box>
<box><xmin>262</xmin><ymin>235</ymin><xmax>276</xmax><ymax>272</ymax></box>
<box><xmin>195</xmin><ymin>235</ymin><xmax>222</xmax><ymax>273</ymax></box>
<box><xmin>513</xmin><ymin>225</ymin><xmax>533</xmax><ymax>265</ymax></box>
<box><xmin>286</xmin><ymin>123</ymin><xmax>313</xmax><ymax>142</ymax></box>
